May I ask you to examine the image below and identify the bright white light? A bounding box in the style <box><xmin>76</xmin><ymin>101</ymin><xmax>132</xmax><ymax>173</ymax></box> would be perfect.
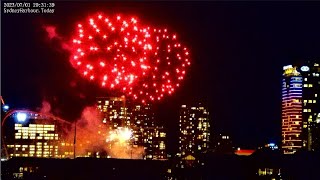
<box><xmin>301</xmin><ymin>66</ymin><xmax>310</xmax><ymax>72</ymax></box>
<box><xmin>120</xmin><ymin>127</ymin><xmax>133</xmax><ymax>140</ymax></box>
<box><xmin>269</xmin><ymin>143</ymin><xmax>275</xmax><ymax>147</ymax></box>
<box><xmin>283</xmin><ymin>65</ymin><xmax>293</xmax><ymax>70</ymax></box>
<box><xmin>3</xmin><ymin>105</ymin><xmax>9</xmax><ymax>110</ymax></box>
<box><xmin>16</xmin><ymin>112</ymin><xmax>27</xmax><ymax>122</ymax></box>
<box><xmin>106</xmin><ymin>127</ymin><xmax>133</xmax><ymax>143</ymax></box>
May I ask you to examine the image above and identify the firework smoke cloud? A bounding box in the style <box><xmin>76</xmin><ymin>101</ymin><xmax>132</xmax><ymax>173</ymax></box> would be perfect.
<box><xmin>66</xmin><ymin>106</ymin><xmax>144</xmax><ymax>159</ymax></box>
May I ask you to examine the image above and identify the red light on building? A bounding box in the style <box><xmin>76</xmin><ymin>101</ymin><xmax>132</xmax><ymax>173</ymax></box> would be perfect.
<box><xmin>234</xmin><ymin>149</ymin><xmax>255</xmax><ymax>156</ymax></box>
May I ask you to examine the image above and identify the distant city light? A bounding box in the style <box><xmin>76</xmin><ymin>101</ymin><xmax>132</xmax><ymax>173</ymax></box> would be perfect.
<box><xmin>16</xmin><ymin>112</ymin><xmax>27</xmax><ymax>122</ymax></box>
<box><xmin>267</xmin><ymin>143</ymin><xmax>278</xmax><ymax>150</ymax></box>
<box><xmin>300</xmin><ymin>66</ymin><xmax>310</xmax><ymax>72</ymax></box>
<box><xmin>283</xmin><ymin>65</ymin><xmax>293</xmax><ymax>70</ymax></box>
<box><xmin>3</xmin><ymin>105</ymin><xmax>9</xmax><ymax>112</ymax></box>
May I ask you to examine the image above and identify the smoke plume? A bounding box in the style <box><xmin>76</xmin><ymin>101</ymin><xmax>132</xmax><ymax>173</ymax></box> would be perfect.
<box><xmin>43</xmin><ymin>25</ymin><xmax>61</xmax><ymax>40</ymax></box>
<box><xmin>69</xmin><ymin>106</ymin><xmax>144</xmax><ymax>159</ymax></box>
<box><xmin>39</xmin><ymin>100</ymin><xmax>52</xmax><ymax>114</ymax></box>
<box><xmin>36</xmin><ymin>100</ymin><xmax>144</xmax><ymax>159</ymax></box>
<box><xmin>43</xmin><ymin>25</ymin><xmax>72</xmax><ymax>51</ymax></box>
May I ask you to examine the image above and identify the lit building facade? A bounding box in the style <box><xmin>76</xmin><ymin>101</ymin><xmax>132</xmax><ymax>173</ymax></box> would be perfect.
<box><xmin>257</xmin><ymin>168</ymin><xmax>281</xmax><ymax>179</ymax></box>
<box><xmin>300</xmin><ymin>62</ymin><xmax>320</xmax><ymax>152</ymax></box>
<box><xmin>131</xmin><ymin>103</ymin><xmax>167</xmax><ymax>160</ymax></box>
<box><xmin>177</xmin><ymin>103</ymin><xmax>210</xmax><ymax>159</ymax></box>
<box><xmin>96</xmin><ymin>96</ymin><xmax>131</xmax><ymax>130</ymax></box>
<box><xmin>138</xmin><ymin>126</ymin><xmax>167</xmax><ymax>160</ymax></box>
<box><xmin>7</xmin><ymin>123</ymin><xmax>60</xmax><ymax>158</ymax></box>
<box><xmin>96</xmin><ymin>97</ymin><xmax>167</xmax><ymax>160</ymax></box>
<box><xmin>282</xmin><ymin>65</ymin><xmax>303</xmax><ymax>154</ymax></box>
<box><xmin>282</xmin><ymin>61</ymin><xmax>320</xmax><ymax>154</ymax></box>
<box><xmin>151</xmin><ymin>127</ymin><xmax>166</xmax><ymax>160</ymax></box>
<box><xmin>3</xmin><ymin>112</ymin><xmax>73</xmax><ymax>159</ymax></box>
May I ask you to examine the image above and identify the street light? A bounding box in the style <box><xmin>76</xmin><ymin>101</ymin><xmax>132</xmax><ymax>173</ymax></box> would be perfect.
<box><xmin>2</xmin><ymin>105</ymin><xmax>9</xmax><ymax>112</ymax></box>
<box><xmin>16</xmin><ymin>112</ymin><xmax>27</xmax><ymax>122</ymax></box>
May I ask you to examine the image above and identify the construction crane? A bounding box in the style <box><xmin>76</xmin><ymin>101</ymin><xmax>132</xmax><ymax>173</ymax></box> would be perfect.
<box><xmin>0</xmin><ymin>96</ymin><xmax>5</xmax><ymax>105</ymax></box>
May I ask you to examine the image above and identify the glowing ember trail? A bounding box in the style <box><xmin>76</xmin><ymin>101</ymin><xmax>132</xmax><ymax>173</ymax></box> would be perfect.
<box><xmin>70</xmin><ymin>13</ymin><xmax>153</xmax><ymax>90</ymax></box>
<box><xmin>125</xmin><ymin>28</ymin><xmax>191</xmax><ymax>103</ymax></box>
<box><xmin>69</xmin><ymin>13</ymin><xmax>191</xmax><ymax>103</ymax></box>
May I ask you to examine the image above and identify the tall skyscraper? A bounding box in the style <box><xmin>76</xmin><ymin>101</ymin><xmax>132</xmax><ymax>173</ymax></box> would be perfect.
<box><xmin>96</xmin><ymin>97</ymin><xmax>167</xmax><ymax>160</ymax></box>
<box><xmin>96</xmin><ymin>96</ymin><xmax>131</xmax><ymax>130</ymax></box>
<box><xmin>282</xmin><ymin>61</ymin><xmax>320</xmax><ymax>154</ymax></box>
<box><xmin>177</xmin><ymin>103</ymin><xmax>210</xmax><ymax>160</ymax></box>
<box><xmin>131</xmin><ymin>103</ymin><xmax>166</xmax><ymax>160</ymax></box>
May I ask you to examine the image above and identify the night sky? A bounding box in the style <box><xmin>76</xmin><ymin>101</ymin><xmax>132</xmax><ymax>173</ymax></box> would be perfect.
<box><xmin>3</xmin><ymin>2</ymin><xmax>320</xmax><ymax>154</ymax></box>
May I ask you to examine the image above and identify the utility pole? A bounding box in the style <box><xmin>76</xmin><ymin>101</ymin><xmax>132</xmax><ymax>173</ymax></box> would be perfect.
<box><xmin>74</xmin><ymin>121</ymin><xmax>76</xmax><ymax>159</ymax></box>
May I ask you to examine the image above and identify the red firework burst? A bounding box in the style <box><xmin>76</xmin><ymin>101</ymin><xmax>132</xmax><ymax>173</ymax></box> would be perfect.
<box><xmin>70</xmin><ymin>14</ymin><xmax>153</xmax><ymax>89</ymax></box>
<box><xmin>69</xmin><ymin>13</ymin><xmax>191</xmax><ymax>103</ymax></box>
<box><xmin>126</xmin><ymin>28</ymin><xmax>191</xmax><ymax>103</ymax></box>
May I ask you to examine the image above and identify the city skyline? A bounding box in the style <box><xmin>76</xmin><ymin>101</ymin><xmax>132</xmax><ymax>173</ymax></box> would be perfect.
<box><xmin>3</xmin><ymin>2</ymin><xmax>320</xmax><ymax>153</ymax></box>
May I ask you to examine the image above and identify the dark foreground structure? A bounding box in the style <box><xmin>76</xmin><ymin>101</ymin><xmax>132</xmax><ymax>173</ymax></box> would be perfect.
<box><xmin>173</xmin><ymin>151</ymin><xmax>320</xmax><ymax>180</ymax></box>
<box><xmin>2</xmin><ymin>152</ymin><xmax>320</xmax><ymax>179</ymax></box>
<box><xmin>1</xmin><ymin>158</ymin><xmax>168</xmax><ymax>180</ymax></box>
